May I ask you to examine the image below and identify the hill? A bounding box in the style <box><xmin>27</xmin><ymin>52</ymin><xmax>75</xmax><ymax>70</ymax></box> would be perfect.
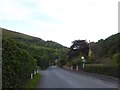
<box><xmin>2</xmin><ymin>27</ymin><xmax>68</xmax><ymax>88</ymax></box>
<box><xmin>89</xmin><ymin>33</ymin><xmax>120</xmax><ymax>64</ymax></box>
<box><xmin>2</xmin><ymin>28</ymin><xmax>67</xmax><ymax>49</ymax></box>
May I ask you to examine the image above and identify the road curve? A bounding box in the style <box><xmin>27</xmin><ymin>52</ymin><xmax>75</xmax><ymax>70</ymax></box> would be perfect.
<box><xmin>37</xmin><ymin>66</ymin><xmax>118</xmax><ymax>88</ymax></box>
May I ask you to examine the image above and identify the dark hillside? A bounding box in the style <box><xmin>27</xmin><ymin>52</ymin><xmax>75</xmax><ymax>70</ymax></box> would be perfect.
<box><xmin>89</xmin><ymin>33</ymin><xmax>120</xmax><ymax>63</ymax></box>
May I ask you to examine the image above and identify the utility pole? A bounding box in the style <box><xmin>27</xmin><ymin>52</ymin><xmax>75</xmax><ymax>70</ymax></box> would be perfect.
<box><xmin>89</xmin><ymin>40</ymin><xmax>90</xmax><ymax>61</ymax></box>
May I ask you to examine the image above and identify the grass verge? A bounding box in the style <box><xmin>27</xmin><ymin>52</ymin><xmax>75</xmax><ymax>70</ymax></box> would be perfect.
<box><xmin>24</xmin><ymin>73</ymin><xmax>41</xmax><ymax>88</ymax></box>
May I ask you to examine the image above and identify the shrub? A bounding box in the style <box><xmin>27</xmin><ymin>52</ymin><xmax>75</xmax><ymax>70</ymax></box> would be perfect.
<box><xmin>2</xmin><ymin>39</ymin><xmax>37</xmax><ymax>88</ymax></box>
<box><xmin>84</xmin><ymin>64</ymin><xmax>119</xmax><ymax>78</ymax></box>
<box><xmin>111</xmin><ymin>53</ymin><xmax>120</xmax><ymax>64</ymax></box>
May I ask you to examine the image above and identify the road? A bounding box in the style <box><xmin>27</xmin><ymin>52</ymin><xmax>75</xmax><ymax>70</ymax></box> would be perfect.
<box><xmin>37</xmin><ymin>66</ymin><xmax>118</xmax><ymax>88</ymax></box>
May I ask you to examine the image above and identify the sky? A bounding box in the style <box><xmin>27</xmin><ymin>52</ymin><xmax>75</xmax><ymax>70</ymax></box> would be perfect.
<box><xmin>0</xmin><ymin>0</ymin><xmax>119</xmax><ymax>47</ymax></box>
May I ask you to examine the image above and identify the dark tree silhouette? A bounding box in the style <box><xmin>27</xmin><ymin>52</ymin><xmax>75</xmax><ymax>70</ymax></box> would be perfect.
<box><xmin>68</xmin><ymin>40</ymin><xmax>89</xmax><ymax>59</ymax></box>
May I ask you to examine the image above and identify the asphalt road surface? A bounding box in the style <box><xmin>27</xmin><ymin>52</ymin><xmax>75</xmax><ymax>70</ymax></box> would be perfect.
<box><xmin>37</xmin><ymin>66</ymin><xmax>118</xmax><ymax>88</ymax></box>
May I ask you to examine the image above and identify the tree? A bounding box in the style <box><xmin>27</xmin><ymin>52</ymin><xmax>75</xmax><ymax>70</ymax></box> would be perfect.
<box><xmin>68</xmin><ymin>40</ymin><xmax>89</xmax><ymax>59</ymax></box>
<box><xmin>89</xmin><ymin>33</ymin><xmax>120</xmax><ymax>64</ymax></box>
<box><xmin>111</xmin><ymin>53</ymin><xmax>120</xmax><ymax>64</ymax></box>
<box><xmin>57</xmin><ymin>58</ymin><xmax>66</xmax><ymax>67</ymax></box>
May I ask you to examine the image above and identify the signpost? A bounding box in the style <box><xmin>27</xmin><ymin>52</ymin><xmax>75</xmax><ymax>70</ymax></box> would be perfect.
<box><xmin>76</xmin><ymin>66</ymin><xmax>79</xmax><ymax>71</ymax></box>
<box><xmin>81</xmin><ymin>56</ymin><xmax>86</xmax><ymax>68</ymax></box>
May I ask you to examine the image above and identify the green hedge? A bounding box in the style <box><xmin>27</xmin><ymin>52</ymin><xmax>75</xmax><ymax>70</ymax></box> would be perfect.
<box><xmin>2</xmin><ymin>39</ymin><xmax>37</xmax><ymax>88</ymax></box>
<box><xmin>84</xmin><ymin>64</ymin><xmax>119</xmax><ymax>79</ymax></box>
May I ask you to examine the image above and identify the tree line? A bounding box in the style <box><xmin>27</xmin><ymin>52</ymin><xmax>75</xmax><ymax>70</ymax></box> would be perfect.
<box><xmin>57</xmin><ymin>33</ymin><xmax>120</xmax><ymax>68</ymax></box>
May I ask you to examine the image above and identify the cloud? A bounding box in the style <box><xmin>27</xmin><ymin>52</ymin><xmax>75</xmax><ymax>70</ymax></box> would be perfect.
<box><xmin>0</xmin><ymin>0</ymin><xmax>63</xmax><ymax>31</ymax></box>
<box><xmin>0</xmin><ymin>0</ymin><xmax>29</xmax><ymax>20</ymax></box>
<box><xmin>0</xmin><ymin>0</ymin><xmax>119</xmax><ymax>47</ymax></box>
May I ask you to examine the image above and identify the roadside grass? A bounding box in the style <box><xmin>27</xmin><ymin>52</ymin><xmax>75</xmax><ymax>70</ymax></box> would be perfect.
<box><xmin>24</xmin><ymin>73</ymin><xmax>41</xmax><ymax>88</ymax></box>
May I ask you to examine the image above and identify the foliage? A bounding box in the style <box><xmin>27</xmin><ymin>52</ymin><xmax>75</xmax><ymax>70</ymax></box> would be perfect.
<box><xmin>66</xmin><ymin>40</ymin><xmax>89</xmax><ymax>68</ymax></box>
<box><xmin>84</xmin><ymin>64</ymin><xmax>119</xmax><ymax>78</ymax></box>
<box><xmin>111</xmin><ymin>53</ymin><xmax>120</xmax><ymax>64</ymax></box>
<box><xmin>2</xmin><ymin>28</ymin><xmax>68</xmax><ymax>68</ymax></box>
<box><xmin>45</xmin><ymin>40</ymin><xmax>65</xmax><ymax>49</ymax></box>
<box><xmin>90</xmin><ymin>33</ymin><xmax>120</xmax><ymax>64</ymax></box>
<box><xmin>2</xmin><ymin>28</ymin><xmax>68</xmax><ymax>88</ymax></box>
<box><xmin>68</xmin><ymin>40</ymin><xmax>89</xmax><ymax>60</ymax></box>
<box><xmin>56</xmin><ymin>48</ymin><xmax>69</xmax><ymax>67</ymax></box>
<box><xmin>65</xmin><ymin>62</ymin><xmax>72</xmax><ymax>67</ymax></box>
<box><xmin>88</xmin><ymin>49</ymin><xmax>95</xmax><ymax>63</ymax></box>
<box><xmin>57</xmin><ymin>57</ymin><xmax>67</xmax><ymax>67</ymax></box>
<box><xmin>2</xmin><ymin>38</ymin><xmax>37</xmax><ymax>88</ymax></box>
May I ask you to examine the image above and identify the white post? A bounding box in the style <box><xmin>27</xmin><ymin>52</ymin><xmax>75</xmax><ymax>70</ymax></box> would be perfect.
<box><xmin>71</xmin><ymin>66</ymin><xmax>73</xmax><ymax>70</ymax></box>
<box><xmin>34</xmin><ymin>71</ymin><xmax>36</xmax><ymax>75</ymax></box>
<box><xmin>83</xmin><ymin>63</ymin><xmax>85</xmax><ymax>68</ymax></box>
<box><xmin>31</xmin><ymin>73</ymin><xmax>33</xmax><ymax>79</ymax></box>
<box><xmin>76</xmin><ymin>66</ymin><xmax>79</xmax><ymax>71</ymax></box>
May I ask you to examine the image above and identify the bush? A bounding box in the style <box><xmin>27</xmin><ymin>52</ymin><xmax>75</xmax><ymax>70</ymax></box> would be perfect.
<box><xmin>66</xmin><ymin>62</ymin><xmax>72</xmax><ymax>67</ymax></box>
<box><xmin>111</xmin><ymin>53</ymin><xmax>120</xmax><ymax>64</ymax></box>
<box><xmin>2</xmin><ymin>39</ymin><xmax>37</xmax><ymax>88</ymax></box>
<box><xmin>84</xmin><ymin>64</ymin><xmax>119</xmax><ymax>78</ymax></box>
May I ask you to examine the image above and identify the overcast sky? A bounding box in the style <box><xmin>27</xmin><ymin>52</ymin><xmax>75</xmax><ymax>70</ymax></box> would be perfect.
<box><xmin>0</xmin><ymin>0</ymin><xmax>119</xmax><ymax>47</ymax></box>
